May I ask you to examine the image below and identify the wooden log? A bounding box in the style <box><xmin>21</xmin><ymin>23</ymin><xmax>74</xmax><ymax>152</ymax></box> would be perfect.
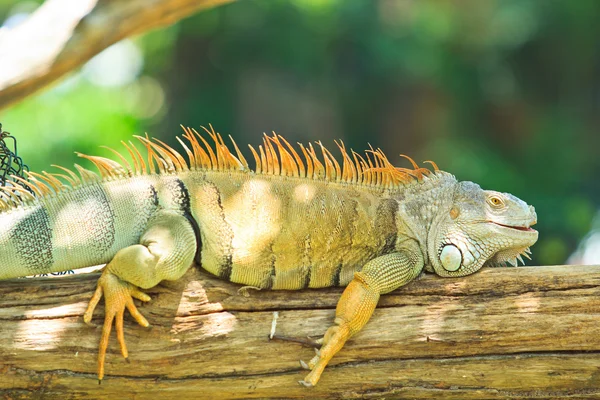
<box><xmin>0</xmin><ymin>0</ymin><xmax>236</xmax><ymax>111</ymax></box>
<box><xmin>1</xmin><ymin>265</ymin><xmax>600</xmax><ymax>399</ymax></box>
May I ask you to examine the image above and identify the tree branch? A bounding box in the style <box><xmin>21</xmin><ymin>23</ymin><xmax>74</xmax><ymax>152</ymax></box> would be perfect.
<box><xmin>1</xmin><ymin>265</ymin><xmax>600</xmax><ymax>398</ymax></box>
<box><xmin>0</xmin><ymin>0</ymin><xmax>235</xmax><ymax>111</ymax></box>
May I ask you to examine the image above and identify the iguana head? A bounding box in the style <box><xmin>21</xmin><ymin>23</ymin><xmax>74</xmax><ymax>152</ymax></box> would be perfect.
<box><xmin>428</xmin><ymin>181</ymin><xmax>538</xmax><ymax>277</ymax></box>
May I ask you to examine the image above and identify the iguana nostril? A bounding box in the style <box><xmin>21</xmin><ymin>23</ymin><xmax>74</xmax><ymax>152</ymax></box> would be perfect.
<box><xmin>529</xmin><ymin>205</ymin><xmax>537</xmax><ymax>225</ymax></box>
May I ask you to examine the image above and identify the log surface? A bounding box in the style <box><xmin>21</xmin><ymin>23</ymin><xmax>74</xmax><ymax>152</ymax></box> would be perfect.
<box><xmin>1</xmin><ymin>265</ymin><xmax>600</xmax><ymax>399</ymax></box>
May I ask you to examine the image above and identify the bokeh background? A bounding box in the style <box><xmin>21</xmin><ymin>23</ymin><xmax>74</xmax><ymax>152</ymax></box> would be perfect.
<box><xmin>1</xmin><ymin>0</ymin><xmax>599</xmax><ymax>266</ymax></box>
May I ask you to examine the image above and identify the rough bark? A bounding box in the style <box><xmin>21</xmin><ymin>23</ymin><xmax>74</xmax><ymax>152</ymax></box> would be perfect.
<box><xmin>0</xmin><ymin>0</ymin><xmax>235</xmax><ymax>111</ymax></box>
<box><xmin>1</xmin><ymin>265</ymin><xmax>600</xmax><ymax>399</ymax></box>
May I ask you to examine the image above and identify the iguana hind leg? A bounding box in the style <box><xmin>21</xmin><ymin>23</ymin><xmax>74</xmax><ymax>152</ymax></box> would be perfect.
<box><xmin>299</xmin><ymin>246</ymin><xmax>423</xmax><ymax>387</ymax></box>
<box><xmin>83</xmin><ymin>210</ymin><xmax>197</xmax><ymax>382</ymax></box>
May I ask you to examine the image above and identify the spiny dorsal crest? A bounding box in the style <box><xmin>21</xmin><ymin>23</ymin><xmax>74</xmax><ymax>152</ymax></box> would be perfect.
<box><xmin>0</xmin><ymin>125</ymin><xmax>441</xmax><ymax>211</ymax></box>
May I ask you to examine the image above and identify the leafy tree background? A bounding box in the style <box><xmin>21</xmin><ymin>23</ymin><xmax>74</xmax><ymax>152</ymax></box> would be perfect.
<box><xmin>1</xmin><ymin>0</ymin><xmax>598</xmax><ymax>266</ymax></box>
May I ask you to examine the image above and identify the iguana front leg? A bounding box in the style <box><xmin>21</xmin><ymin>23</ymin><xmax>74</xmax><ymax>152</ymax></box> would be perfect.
<box><xmin>300</xmin><ymin>243</ymin><xmax>424</xmax><ymax>387</ymax></box>
<box><xmin>83</xmin><ymin>210</ymin><xmax>197</xmax><ymax>382</ymax></box>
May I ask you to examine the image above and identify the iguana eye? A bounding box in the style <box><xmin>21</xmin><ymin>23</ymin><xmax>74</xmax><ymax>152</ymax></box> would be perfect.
<box><xmin>487</xmin><ymin>196</ymin><xmax>504</xmax><ymax>208</ymax></box>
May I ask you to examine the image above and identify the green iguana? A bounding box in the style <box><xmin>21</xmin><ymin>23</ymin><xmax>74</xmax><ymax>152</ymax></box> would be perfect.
<box><xmin>0</xmin><ymin>126</ymin><xmax>538</xmax><ymax>386</ymax></box>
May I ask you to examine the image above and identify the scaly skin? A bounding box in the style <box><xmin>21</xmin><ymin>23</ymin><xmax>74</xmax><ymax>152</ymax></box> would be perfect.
<box><xmin>0</xmin><ymin>127</ymin><xmax>538</xmax><ymax>386</ymax></box>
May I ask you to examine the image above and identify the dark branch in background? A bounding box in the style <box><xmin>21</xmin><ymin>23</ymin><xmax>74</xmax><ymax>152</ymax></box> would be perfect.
<box><xmin>0</xmin><ymin>0</ymin><xmax>236</xmax><ymax>111</ymax></box>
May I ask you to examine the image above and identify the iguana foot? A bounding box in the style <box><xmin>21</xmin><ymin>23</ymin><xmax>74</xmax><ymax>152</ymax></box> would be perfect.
<box><xmin>83</xmin><ymin>271</ymin><xmax>151</xmax><ymax>381</ymax></box>
<box><xmin>237</xmin><ymin>285</ymin><xmax>262</xmax><ymax>297</ymax></box>
<box><xmin>298</xmin><ymin>323</ymin><xmax>350</xmax><ymax>387</ymax></box>
<box><xmin>300</xmin><ymin>347</ymin><xmax>321</xmax><ymax>370</ymax></box>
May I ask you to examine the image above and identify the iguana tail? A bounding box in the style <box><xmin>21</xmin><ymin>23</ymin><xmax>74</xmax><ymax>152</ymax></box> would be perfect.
<box><xmin>0</xmin><ymin>177</ymin><xmax>160</xmax><ymax>279</ymax></box>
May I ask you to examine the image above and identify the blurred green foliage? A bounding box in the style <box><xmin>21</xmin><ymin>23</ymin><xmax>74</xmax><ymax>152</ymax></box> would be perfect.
<box><xmin>1</xmin><ymin>0</ymin><xmax>599</xmax><ymax>265</ymax></box>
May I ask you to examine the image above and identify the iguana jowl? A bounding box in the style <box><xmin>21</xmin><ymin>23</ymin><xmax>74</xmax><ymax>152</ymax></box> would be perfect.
<box><xmin>0</xmin><ymin>127</ymin><xmax>538</xmax><ymax>386</ymax></box>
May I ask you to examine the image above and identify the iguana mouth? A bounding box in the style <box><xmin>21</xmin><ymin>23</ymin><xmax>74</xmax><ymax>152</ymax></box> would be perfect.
<box><xmin>491</xmin><ymin>222</ymin><xmax>536</xmax><ymax>232</ymax></box>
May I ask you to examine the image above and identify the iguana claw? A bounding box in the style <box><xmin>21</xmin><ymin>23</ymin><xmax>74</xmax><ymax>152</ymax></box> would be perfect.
<box><xmin>83</xmin><ymin>271</ymin><xmax>151</xmax><ymax>381</ymax></box>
